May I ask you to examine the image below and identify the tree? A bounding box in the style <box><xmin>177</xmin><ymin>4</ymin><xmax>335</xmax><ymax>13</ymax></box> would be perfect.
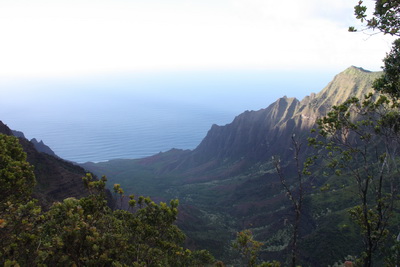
<box><xmin>0</xmin><ymin>134</ymin><xmax>35</xmax><ymax>204</ymax></box>
<box><xmin>373</xmin><ymin>38</ymin><xmax>400</xmax><ymax>100</ymax></box>
<box><xmin>310</xmin><ymin>79</ymin><xmax>400</xmax><ymax>266</ymax></box>
<box><xmin>273</xmin><ymin>135</ymin><xmax>315</xmax><ymax>267</ymax></box>
<box><xmin>232</xmin><ymin>230</ymin><xmax>264</xmax><ymax>267</ymax></box>
<box><xmin>39</xmin><ymin>173</ymin><xmax>216</xmax><ymax>266</ymax></box>
<box><xmin>232</xmin><ymin>230</ymin><xmax>281</xmax><ymax>267</ymax></box>
<box><xmin>0</xmin><ymin>134</ymin><xmax>42</xmax><ymax>266</ymax></box>
<box><xmin>350</xmin><ymin>0</ymin><xmax>400</xmax><ymax>36</ymax></box>
<box><xmin>38</xmin><ymin>174</ymin><xmax>127</xmax><ymax>266</ymax></box>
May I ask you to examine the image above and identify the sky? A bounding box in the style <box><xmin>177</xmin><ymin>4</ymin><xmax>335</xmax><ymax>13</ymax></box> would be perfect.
<box><xmin>0</xmin><ymin>0</ymin><xmax>397</xmax><ymax>79</ymax></box>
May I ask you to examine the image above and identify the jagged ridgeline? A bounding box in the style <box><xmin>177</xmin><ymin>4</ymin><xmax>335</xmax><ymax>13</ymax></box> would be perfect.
<box><xmin>82</xmin><ymin>66</ymin><xmax>383</xmax><ymax>265</ymax></box>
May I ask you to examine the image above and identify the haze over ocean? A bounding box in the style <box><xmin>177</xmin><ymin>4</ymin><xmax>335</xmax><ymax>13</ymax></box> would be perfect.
<box><xmin>1</xmin><ymin>70</ymin><xmax>336</xmax><ymax>163</ymax></box>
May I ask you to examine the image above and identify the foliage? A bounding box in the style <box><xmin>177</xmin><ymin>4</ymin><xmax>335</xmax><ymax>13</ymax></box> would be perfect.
<box><xmin>232</xmin><ymin>229</ymin><xmax>264</xmax><ymax>267</ymax></box>
<box><xmin>0</xmin><ymin>134</ymin><xmax>42</xmax><ymax>266</ymax></box>
<box><xmin>383</xmin><ymin>236</ymin><xmax>400</xmax><ymax>266</ymax></box>
<box><xmin>232</xmin><ymin>229</ymin><xmax>281</xmax><ymax>267</ymax></box>
<box><xmin>38</xmin><ymin>197</ymin><xmax>126</xmax><ymax>266</ymax></box>
<box><xmin>350</xmin><ymin>0</ymin><xmax>400</xmax><ymax>35</ymax></box>
<box><xmin>0</xmin><ymin>134</ymin><xmax>35</xmax><ymax>204</ymax></box>
<box><xmin>0</xmin><ymin>199</ymin><xmax>43</xmax><ymax>266</ymax></box>
<box><xmin>0</xmin><ymin>134</ymin><xmax>216</xmax><ymax>266</ymax></box>
<box><xmin>373</xmin><ymin>38</ymin><xmax>400</xmax><ymax>101</ymax></box>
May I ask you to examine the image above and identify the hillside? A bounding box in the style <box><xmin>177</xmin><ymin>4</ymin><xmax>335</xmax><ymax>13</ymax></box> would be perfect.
<box><xmin>0</xmin><ymin>121</ymin><xmax>91</xmax><ymax>208</ymax></box>
<box><xmin>82</xmin><ymin>66</ymin><xmax>383</xmax><ymax>265</ymax></box>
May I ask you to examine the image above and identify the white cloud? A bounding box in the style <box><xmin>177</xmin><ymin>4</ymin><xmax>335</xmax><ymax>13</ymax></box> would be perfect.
<box><xmin>0</xmin><ymin>0</ymin><xmax>395</xmax><ymax>78</ymax></box>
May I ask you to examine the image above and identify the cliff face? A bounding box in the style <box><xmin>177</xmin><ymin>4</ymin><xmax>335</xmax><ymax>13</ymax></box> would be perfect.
<box><xmin>0</xmin><ymin>121</ymin><xmax>89</xmax><ymax>208</ymax></box>
<box><xmin>192</xmin><ymin>96</ymin><xmax>301</xmax><ymax>162</ymax></box>
<box><xmin>191</xmin><ymin>66</ymin><xmax>381</xmax><ymax>164</ymax></box>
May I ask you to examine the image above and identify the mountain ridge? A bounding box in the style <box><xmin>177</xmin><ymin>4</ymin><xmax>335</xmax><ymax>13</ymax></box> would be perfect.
<box><xmin>149</xmin><ymin>66</ymin><xmax>382</xmax><ymax>178</ymax></box>
<box><xmin>83</xmin><ymin>66</ymin><xmax>382</xmax><ymax>183</ymax></box>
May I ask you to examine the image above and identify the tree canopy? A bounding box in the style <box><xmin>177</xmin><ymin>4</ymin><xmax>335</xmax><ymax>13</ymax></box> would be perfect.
<box><xmin>351</xmin><ymin>0</ymin><xmax>400</xmax><ymax>36</ymax></box>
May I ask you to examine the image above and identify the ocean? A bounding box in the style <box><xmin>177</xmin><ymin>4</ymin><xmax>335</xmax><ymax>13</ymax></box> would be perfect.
<box><xmin>0</xmin><ymin>69</ymin><xmax>336</xmax><ymax>163</ymax></box>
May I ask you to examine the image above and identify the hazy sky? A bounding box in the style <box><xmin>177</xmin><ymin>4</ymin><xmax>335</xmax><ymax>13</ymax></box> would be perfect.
<box><xmin>0</xmin><ymin>0</ymin><xmax>396</xmax><ymax>79</ymax></box>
